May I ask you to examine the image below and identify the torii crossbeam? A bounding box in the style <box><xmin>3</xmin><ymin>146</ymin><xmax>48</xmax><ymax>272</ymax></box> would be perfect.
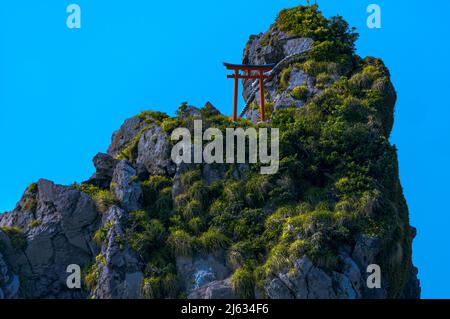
<box><xmin>224</xmin><ymin>62</ymin><xmax>275</xmax><ymax>122</ymax></box>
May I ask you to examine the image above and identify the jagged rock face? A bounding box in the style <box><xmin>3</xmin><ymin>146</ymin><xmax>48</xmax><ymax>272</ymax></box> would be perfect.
<box><xmin>136</xmin><ymin>126</ymin><xmax>176</xmax><ymax>176</ymax></box>
<box><xmin>188</xmin><ymin>278</ymin><xmax>237</xmax><ymax>299</ymax></box>
<box><xmin>266</xmin><ymin>256</ymin><xmax>337</xmax><ymax>299</ymax></box>
<box><xmin>0</xmin><ymin>5</ymin><xmax>419</xmax><ymax>300</ymax></box>
<box><xmin>266</xmin><ymin>251</ymin><xmax>369</xmax><ymax>299</ymax></box>
<box><xmin>176</xmin><ymin>252</ymin><xmax>231</xmax><ymax>293</ymax></box>
<box><xmin>242</xmin><ymin>29</ymin><xmax>314</xmax><ymax>113</ymax></box>
<box><xmin>0</xmin><ymin>250</ymin><xmax>19</xmax><ymax>299</ymax></box>
<box><xmin>84</xmin><ymin>153</ymin><xmax>119</xmax><ymax>189</ymax></box>
<box><xmin>0</xmin><ymin>179</ymin><xmax>100</xmax><ymax>298</ymax></box>
<box><xmin>111</xmin><ymin>161</ymin><xmax>143</xmax><ymax>212</ymax></box>
<box><xmin>243</xmin><ymin>30</ymin><xmax>313</xmax><ymax>67</ymax></box>
<box><xmin>108</xmin><ymin>117</ymin><xmax>151</xmax><ymax>158</ymax></box>
<box><xmin>92</xmin><ymin>206</ymin><xmax>144</xmax><ymax>299</ymax></box>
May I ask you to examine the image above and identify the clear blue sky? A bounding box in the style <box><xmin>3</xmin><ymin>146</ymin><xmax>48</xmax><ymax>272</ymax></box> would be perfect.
<box><xmin>0</xmin><ymin>0</ymin><xmax>449</xmax><ymax>298</ymax></box>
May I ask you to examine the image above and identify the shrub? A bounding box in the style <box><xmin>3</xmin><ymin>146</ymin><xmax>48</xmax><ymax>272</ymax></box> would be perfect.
<box><xmin>290</xmin><ymin>85</ymin><xmax>309</xmax><ymax>101</ymax></box>
<box><xmin>188</xmin><ymin>217</ymin><xmax>204</xmax><ymax>234</ymax></box>
<box><xmin>137</xmin><ymin>110</ymin><xmax>169</xmax><ymax>123</ymax></box>
<box><xmin>244</xmin><ymin>174</ymin><xmax>272</xmax><ymax>206</ymax></box>
<box><xmin>197</xmin><ymin>228</ymin><xmax>230</xmax><ymax>252</ymax></box>
<box><xmin>168</xmin><ymin>229</ymin><xmax>193</xmax><ymax>256</ymax></box>
<box><xmin>142</xmin><ymin>273</ymin><xmax>180</xmax><ymax>299</ymax></box>
<box><xmin>0</xmin><ymin>226</ymin><xmax>27</xmax><ymax>250</ymax></box>
<box><xmin>227</xmin><ymin>241</ymin><xmax>255</xmax><ymax>269</ymax></box>
<box><xmin>276</xmin><ymin>4</ymin><xmax>329</xmax><ymax>39</ymax></box>
<box><xmin>230</xmin><ymin>268</ymin><xmax>255</xmax><ymax>299</ymax></box>
<box><xmin>263</xmin><ymin>244</ymin><xmax>290</xmax><ymax>274</ymax></box>
<box><xmin>74</xmin><ymin>183</ymin><xmax>117</xmax><ymax>213</ymax></box>
<box><xmin>288</xmin><ymin>239</ymin><xmax>308</xmax><ymax>257</ymax></box>
<box><xmin>315</xmin><ymin>72</ymin><xmax>333</xmax><ymax>89</ymax></box>
<box><xmin>181</xmin><ymin>169</ymin><xmax>202</xmax><ymax>187</ymax></box>
<box><xmin>181</xmin><ymin>200</ymin><xmax>202</xmax><ymax>220</ymax></box>
<box><xmin>95</xmin><ymin>253</ymin><xmax>107</xmax><ymax>266</ymax></box>
<box><xmin>30</xmin><ymin>219</ymin><xmax>42</xmax><ymax>228</ymax></box>
<box><xmin>116</xmin><ymin>126</ymin><xmax>151</xmax><ymax>161</ymax></box>
<box><xmin>276</xmin><ymin>5</ymin><xmax>357</xmax><ymax>55</ymax></box>
<box><xmin>187</xmin><ymin>181</ymin><xmax>208</xmax><ymax>205</ymax></box>
<box><xmin>93</xmin><ymin>221</ymin><xmax>113</xmax><ymax>246</ymax></box>
<box><xmin>27</xmin><ymin>182</ymin><xmax>38</xmax><ymax>193</ymax></box>
<box><xmin>142</xmin><ymin>276</ymin><xmax>162</xmax><ymax>299</ymax></box>
<box><xmin>279</xmin><ymin>65</ymin><xmax>293</xmax><ymax>91</ymax></box>
<box><xmin>141</xmin><ymin>176</ymin><xmax>173</xmax><ymax>207</ymax></box>
<box><xmin>233</xmin><ymin>208</ymin><xmax>266</xmax><ymax>239</ymax></box>
<box><xmin>83</xmin><ymin>263</ymin><xmax>99</xmax><ymax>291</ymax></box>
<box><xmin>127</xmin><ymin>215</ymin><xmax>165</xmax><ymax>258</ymax></box>
<box><xmin>302</xmin><ymin>60</ymin><xmax>329</xmax><ymax>77</ymax></box>
<box><xmin>309</xmin><ymin>40</ymin><xmax>337</xmax><ymax>61</ymax></box>
<box><xmin>161</xmin><ymin>117</ymin><xmax>182</xmax><ymax>133</ymax></box>
<box><xmin>153</xmin><ymin>187</ymin><xmax>173</xmax><ymax>220</ymax></box>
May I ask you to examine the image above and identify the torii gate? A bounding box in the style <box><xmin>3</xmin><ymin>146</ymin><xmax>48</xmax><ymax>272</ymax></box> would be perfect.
<box><xmin>223</xmin><ymin>62</ymin><xmax>275</xmax><ymax>122</ymax></box>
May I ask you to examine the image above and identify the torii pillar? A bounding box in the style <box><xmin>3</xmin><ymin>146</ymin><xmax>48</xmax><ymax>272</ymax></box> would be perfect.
<box><xmin>224</xmin><ymin>62</ymin><xmax>275</xmax><ymax>122</ymax></box>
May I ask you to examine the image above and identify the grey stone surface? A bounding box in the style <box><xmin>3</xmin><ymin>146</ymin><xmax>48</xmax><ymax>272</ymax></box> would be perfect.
<box><xmin>241</xmin><ymin>28</ymin><xmax>314</xmax><ymax>121</ymax></box>
<box><xmin>177</xmin><ymin>253</ymin><xmax>231</xmax><ymax>293</ymax></box>
<box><xmin>136</xmin><ymin>126</ymin><xmax>176</xmax><ymax>176</ymax></box>
<box><xmin>0</xmin><ymin>251</ymin><xmax>19</xmax><ymax>299</ymax></box>
<box><xmin>188</xmin><ymin>278</ymin><xmax>237</xmax><ymax>299</ymax></box>
<box><xmin>265</xmin><ymin>256</ymin><xmax>364</xmax><ymax>299</ymax></box>
<box><xmin>84</xmin><ymin>153</ymin><xmax>119</xmax><ymax>189</ymax></box>
<box><xmin>0</xmin><ymin>179</ymin><xmax>100</xmax><ymax>298</ymax></box>
<box><xmin>108</xmin><ymin>117</ymin><xmax>151</xmax><ymax>158</ymax></box>
<box><xmin>111</xmin><ymin>161</ymin><xmax>143</xmax><ymax>212</ymax></box>
<box><xmin>93</xmin><ymin>206</ymin><xmax>144</xmax><ymax>299</ymax></box>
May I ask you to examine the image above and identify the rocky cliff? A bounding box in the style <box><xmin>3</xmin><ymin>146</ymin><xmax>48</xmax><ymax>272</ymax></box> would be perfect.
<box><xmin>0</xmin><ymin>4</ymin><xmax>420</xmax><ymax>299</ymax></box>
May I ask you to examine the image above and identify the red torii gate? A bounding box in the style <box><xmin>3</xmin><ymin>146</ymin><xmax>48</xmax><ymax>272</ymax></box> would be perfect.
<box><xmin>224</xmin><ymin>62</ymin><xmax>275</xmax><ymax>122</ymax></box>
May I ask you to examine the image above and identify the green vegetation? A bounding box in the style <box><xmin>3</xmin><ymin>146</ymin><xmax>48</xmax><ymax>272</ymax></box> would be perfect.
<box><xmin>30</xmin><ymin>219</ymin><xmax>42</xmax><ymax>228</ymax></box>
<box><xmin>290</xmin><ymin>85</ymin><xmax>309</xmax><ymax>100</ymax></box>
<box><xmin>116</xmin><ymin>111</ymin><xmax>169</xmax><ymax>161</ymax></box>
<box><xmin>83</xmin><ymin>5</ymin><xmax>409</xmax><ymax>299</ymax></box>
<box><xmin>117</xmin><ymin>126</ymin><xmax>152</xmax><ymax>161</ymax></box>
<box><xmin>276</xmin><ymin>4</ymin><xmax>358</xmax><ymax>59</ymax></box>
<box><xmin>141</xmin><ymin>273</ymin><xmax>180</xmax><ymax>299</ymax></box>
<box><xmin>27</xmin><ymin>182</ymin><xmax>38</xmax><ymax>193</ymax></box>
<box><xmin>231</xmin><ymin>268</ymin><xmax>255</xmax><ymax>299</ymax></box>
<box><xmin>141</xmin><ymin>176</ymin><xmax>173</xmax><ymax>221</ymax></box>
<box><xmin>137</xmin><ymin>110</ymin><xmax>169</xmax><ymax>123</ymax></box>
<box><xmin>127</xmin><ymin>211</ymin><xmax>165</xmax><ymax>258</ymax></box>
<box><xmin>279</xmin><ymin>65</ymin><xmax>294</xmax><ymax>92</ymax></box>
<box><xmin>141</xmin><ymin>18</ymin><xmax>401</xmax><ymax>295</ymax></box>
<box><xmin>83</xmin><ymin>262</ymin><xmax>100</xmax><ymax>291</ymax></box>
<box><xmin>0</xmin><ymin>226</ymin><xmax>27</xmax><ymax>250</ymax></box>
<box><xmin>74</xmin><ymin>183</ymin><xmax>118</xmax><ymax>213</ymax></box>
<box><xmin>268</xmin><ymin>4</ymin><xmax>358</xmax><ymax>104</ymax></box>
<box><xmin>93</xmin><ymin>221</ymin><xmax>114</xmax><ymax>246</ymax></box>
<box><xmin>315</xmin><ymin>72</ymin><xmax>333</xmax><ymax>89</ymax></box>
<box><xmin>168</xmin><ymin>229</ymin><xmax>193</xmax><ymax>256</ymax></box>
<box><xmin>196</xmin><ymin>228</ymin><xmax>230</xmax><ymax>252</ymax></box>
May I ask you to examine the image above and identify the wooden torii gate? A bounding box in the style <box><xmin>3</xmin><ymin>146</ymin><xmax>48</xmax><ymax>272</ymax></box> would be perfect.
<box><xmin>223</xmin><ymin>62</ymin><xmax>275</xmax><ymax>122</ymax></box>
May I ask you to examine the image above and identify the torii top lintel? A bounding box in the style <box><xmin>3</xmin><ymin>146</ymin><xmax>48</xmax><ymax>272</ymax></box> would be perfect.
<box><xmin>223</xmin><ymin>62</ymin><xmax>276</xmax><ymax>71</ymax></box>
<box><xmin>223</xmin><ymin>62</ymin><xmax>275</xmax><ymax>122</ymax></box>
